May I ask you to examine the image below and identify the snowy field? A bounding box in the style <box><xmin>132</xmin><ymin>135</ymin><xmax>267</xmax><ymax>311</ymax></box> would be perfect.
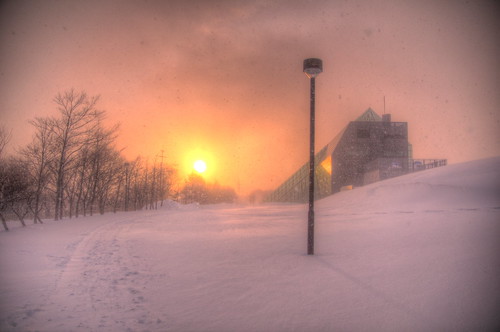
<box><xmin>1</xmin><ymin>157</ymin><xmax>499</xmax><ymax>332</ymax></box>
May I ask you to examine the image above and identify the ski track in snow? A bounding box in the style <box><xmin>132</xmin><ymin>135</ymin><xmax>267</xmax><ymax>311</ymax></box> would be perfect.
<box><xmin>38</xmin><ymin>211</ymin><xmax>189</xmax><ymax>332</ymax></box>
<box><xmin>1</xmin><ymin>212</ymin><xmax>161</xmax><ymax>331</ymax></box>
<box><xmin>38</xmin><ymin>218</ymin><xmax>153</xmax><ymax>331</ymax></box>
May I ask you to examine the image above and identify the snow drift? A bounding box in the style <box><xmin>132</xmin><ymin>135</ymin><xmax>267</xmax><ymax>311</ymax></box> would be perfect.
<box><xmin>1</xmin><ymin>157</ymin><xmax>499</xmax><ymax>331</ymax></box>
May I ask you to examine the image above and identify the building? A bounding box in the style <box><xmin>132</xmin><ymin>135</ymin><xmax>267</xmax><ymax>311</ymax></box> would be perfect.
<box><xmin>266</xmin><ymin>108</ymin><xmax>446</xmax><ymax>203</ymax></box>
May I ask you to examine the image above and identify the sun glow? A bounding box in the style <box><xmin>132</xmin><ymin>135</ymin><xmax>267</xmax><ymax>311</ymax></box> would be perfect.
<box><xmin>182</xmin><ymin>147</ymin><xmax>216</xmax><ymax>182</ymax></box>
<box><xmin>193</xmin><ymin>160</ymin><xmax>207</xmax><ymax>173</ymax></box>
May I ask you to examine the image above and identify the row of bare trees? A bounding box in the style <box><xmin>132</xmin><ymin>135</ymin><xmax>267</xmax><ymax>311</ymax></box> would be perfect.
<box><xmin>0</xmin><ymin>90</ymin><xmax>176</xmax><ymax>231</ymax></box>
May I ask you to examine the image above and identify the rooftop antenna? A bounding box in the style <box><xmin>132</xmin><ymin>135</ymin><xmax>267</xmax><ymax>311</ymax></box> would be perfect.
<box><xmin>383</xmin><ymin>96</ymin><xmax>386</xmax><ymax>114</ymax></box>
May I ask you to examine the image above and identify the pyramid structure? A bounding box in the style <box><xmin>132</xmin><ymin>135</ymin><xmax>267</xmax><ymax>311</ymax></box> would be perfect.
<box><xmin>266</xmin><ymin>108</ymin><xmax>410</xmax><ymax>202</ymax></box>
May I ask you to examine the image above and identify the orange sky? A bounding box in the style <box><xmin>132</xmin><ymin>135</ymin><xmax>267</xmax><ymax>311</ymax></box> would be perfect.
<box><xmin>1</xmin><ymin>0</ymin><xmax>499</xmax><ymax>195</ymax></box>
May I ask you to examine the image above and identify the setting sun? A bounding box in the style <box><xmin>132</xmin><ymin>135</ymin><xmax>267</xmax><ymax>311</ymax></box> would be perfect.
<box><xmin>193</xmin><ymin>160</ymin><xmax>207</xmax><ymax>173</ymax></box>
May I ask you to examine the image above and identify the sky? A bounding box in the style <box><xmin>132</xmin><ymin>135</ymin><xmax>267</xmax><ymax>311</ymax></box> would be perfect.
<box><xmin>1</xmin><ymin>0</ymin><xmax>499</xmax><ymax>195</ymax></box>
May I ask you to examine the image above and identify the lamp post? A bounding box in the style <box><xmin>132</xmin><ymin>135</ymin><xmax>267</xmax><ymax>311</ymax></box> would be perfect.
<box><xmin>303</xmin><ymin>58</ymin><xmax>323</xmax><ymax>255</ymax></box>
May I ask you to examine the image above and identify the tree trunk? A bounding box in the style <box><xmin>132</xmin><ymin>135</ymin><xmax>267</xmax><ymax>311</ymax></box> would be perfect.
<box><xmin>33</xmin><ymin>189</ymin><xmax>41</xmax><ymax>224</ymax></box>
<box><xmin>0</xmin><ymin>213</ymin><xmax>8</xmax><ymax>231</ymax></box>
<box><xmin>11</xmin><ymin>209</ymin><xmax>26</xmax><ymax>227</ymax></box>
<box><xmin>113</xmin><ymin>175</ymin><xmax>122</xmax><ymax>213</ymax></box>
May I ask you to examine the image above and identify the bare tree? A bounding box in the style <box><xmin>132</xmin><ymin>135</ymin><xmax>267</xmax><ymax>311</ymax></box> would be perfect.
<box><xmin>0</xmin><ymin>126</ymin><xmax>12</xmax><ymax>159</ymax></box>
<box><xmin>149</xmin><ymin>161</ymin><xmax>157</xmax><ymax>210</ymax></box>
<box><xmin>127</xmin><ymin>157</ymin><xmax>148</xmax><ymax>211</ymax></box>
<box><xmin>0</xmin><ymin>158</ymin><xmax>33</xmax><ymax>229</ymax></box>
<box><xmin>123</xmin><ymin>162</ymin><xmax>131</xmax><ymax>211</ymax></box>
<box><xmin>22</xmin><ymin>118</ymin><xmax>55</xmax><ymax>223</ymax></box>
<box><xmin>112</xmin><ymin>161</ymin><xmax>127</xmax><ymax>213</ymax></box>
<box><xmin>181</xmin><ymin>173</ymin><xmax>208</xmax><ymax>204</ymax></box>
<box><xmin>50</xmin><ymin>89</ymin><xmax>104</xmax><ymax>220</ymax></box>
<box><xmin>0</xmin><ymin>127</ymin><xmax>13</xmax><ymax>230</ymax></box>
<box><xmin>0</xmin><ymin>91</ymin><xmax>186</xmax><ymax>229</ymax></box>
<box><xmin>72</xmin><ymin>146</ymin><xmax>92</xmax><ymax>217</ymax></box>
<box><xmin>0</xmin><ymin>160</ymin><xmax>9</xmax><ymax>231</ymax></box>
<box><xmin>156</xmin><ymin>157</ymin><xmax>176</xmax><ymax>206</ymax></box>
<box><xmin>137</xmin><ymin>159</ymin><xmax>149</xmax><ymax>210</ymax></box>
<box><xmin>85</xmin><ymin>124</ymin><xmax>118</xmax><ymax>216</ymax></box>
<box><xmin>1</xmin><ymin>90</ymin><xmax>181</xmax><ymax>225</ymax></box>
<box><xmin>95</xmin><ymin>148</ymin><xmax>122</xmax><ymax>214</ymax></box>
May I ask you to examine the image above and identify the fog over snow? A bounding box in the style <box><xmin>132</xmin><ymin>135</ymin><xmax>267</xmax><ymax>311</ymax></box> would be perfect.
<box><xmin>1</xmin><ymin>157</ymin><xmax>499</xmax><ymax>331</ymax></box>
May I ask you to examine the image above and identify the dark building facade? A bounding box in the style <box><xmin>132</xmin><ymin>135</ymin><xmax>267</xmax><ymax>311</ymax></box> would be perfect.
<box><xmin>331</xmin><ymin>114</ymin><xmax>409</xmax><ymax>192</ymax></box>
<box><xmin>266</xmin><ymin>108</ymin><xmax>445</xmax><ymax>203</ymax></box>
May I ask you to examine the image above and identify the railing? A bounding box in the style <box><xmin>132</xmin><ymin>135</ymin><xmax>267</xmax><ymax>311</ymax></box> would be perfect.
<box><xmin>409</xmin><ymin>159</ymin><xmax>447</xmax><ymax>172</ymax></box>
<box><xmin>266</xmin><ymin>157</ymin><xmax>448</xmax><ymax>202</ymax></box>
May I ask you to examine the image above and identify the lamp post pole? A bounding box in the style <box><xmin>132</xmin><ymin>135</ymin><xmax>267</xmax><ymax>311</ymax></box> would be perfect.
<box><xmin>303</xmin><ymin>58</ymin><xmax>323</xmax><ymax>255</ymax></box>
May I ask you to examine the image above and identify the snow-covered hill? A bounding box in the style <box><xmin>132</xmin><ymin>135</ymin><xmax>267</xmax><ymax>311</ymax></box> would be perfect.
<box><xmin>1</xmin><ymin>157</ymin><xmax>499</xmax><ymax>331</ymax></box>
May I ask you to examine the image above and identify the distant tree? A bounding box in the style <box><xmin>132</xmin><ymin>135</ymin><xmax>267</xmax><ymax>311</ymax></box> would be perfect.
<box><xmin>181</xmin><ymin>173</ymin><xmax>208</xmax><ymax>204</ymax></box>
<box><xmin>124</xmin><ymin>157</ymin><xmax>148</xmax><ymax>211</ymax></box>
<box><xmin>111</xmin><ymin>162</ymin><xmax>127</xmax><ymax>213</ymax></box>
<box><xmin>207</xmin><ymin>183</ymin><xmax>237</xmax><ymax>204</ymax></box>
<box><xmin>131</xmin><ymin>158</ymin><xmax>146</xmax><ymax>210</ymax></box>
<box><xmin>93</xmin><ymin>147</ymin><xmax>123</xmax><ymax>215</ymax></box>
<box><xmin>159</xmin><ymin>164</ymin><xmax>176</xmax><ymax>205</ymax></box>
<box><xmin>147</xmin><ymin>160</ymin><xmax>157</xmax><ymax>210</ymax></box>
<box><xmin>71</xmin><ymin>145</ymin><xmax>92</xmax><ymax>217</ymax></box>
<box><xmin>123</xmin><ymin>161</ymin><xmax>132</xmax><ymax>211</ymax></box>
<box><xmin>145</xmin><ymin>152</ymin><xmax>176</xmax><ymax>209</ymax></box>
<box><xmin>84</xmin><ymin>123</ymin><xmax>119</xmax><ymax>216</ymax></box>
<box><xmin>180</xmin><ymin>175</ymin><xmax>237</xmax><ymax>204</ymax></box>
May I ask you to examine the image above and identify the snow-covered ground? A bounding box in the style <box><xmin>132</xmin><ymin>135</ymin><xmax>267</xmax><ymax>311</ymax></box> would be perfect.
<box><xmin>1</xmin><ymin>157</ymin><xmax>499</xmax><ymax>332</ymax></box>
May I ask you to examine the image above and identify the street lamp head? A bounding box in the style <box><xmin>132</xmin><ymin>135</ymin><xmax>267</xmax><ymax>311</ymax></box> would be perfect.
<box><xmin>303</xmin><ymin>58</ymin><xmax>323</xmax><ymax>78</ymax></box>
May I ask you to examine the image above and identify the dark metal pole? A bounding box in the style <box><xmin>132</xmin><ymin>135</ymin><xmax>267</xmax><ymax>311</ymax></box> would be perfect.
<box><xmin>308</xmin><ymin>76</ymin><xmax>315</xmax><ymax>255</ymax></box>
<box><xmin>303</xmin><ymin>57</ymin><xmax>322</xmax><ymax>256</ymax></box>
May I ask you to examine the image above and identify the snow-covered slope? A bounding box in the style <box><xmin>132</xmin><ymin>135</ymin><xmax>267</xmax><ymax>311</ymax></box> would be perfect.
<box><xmin>1</xmin><ymin>157</ymin><xmax>499</xmax><ymax>331</ymax></box>
<box><xmin>318</xmin><ymin>156</ymin><xmax>500</xmax><ymax>212</ymax></box>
